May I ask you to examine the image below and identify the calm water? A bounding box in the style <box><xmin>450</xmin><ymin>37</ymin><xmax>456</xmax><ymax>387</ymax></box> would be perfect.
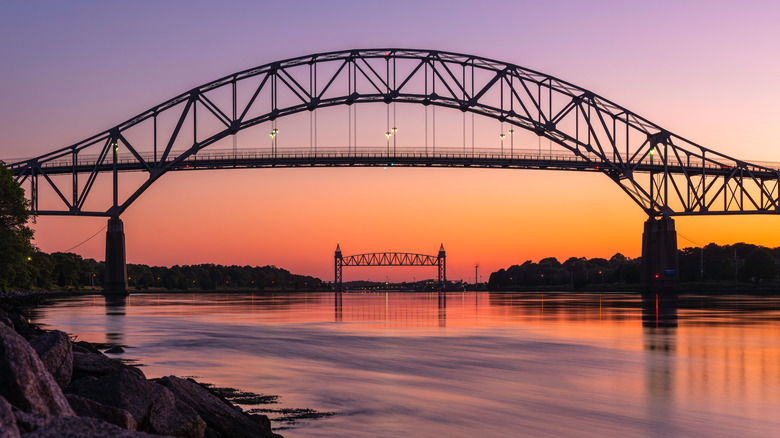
<box><xmin>31</xmin><ymin>291</ymin><xmax>780</xmax><ymax>437</ymax></box>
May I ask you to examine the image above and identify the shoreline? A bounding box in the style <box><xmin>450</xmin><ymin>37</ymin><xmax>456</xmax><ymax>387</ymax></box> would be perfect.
<box><xmin>0</xmin><ymin>291</ymin><xmax>283</xmax><ymax>438</ymax></box>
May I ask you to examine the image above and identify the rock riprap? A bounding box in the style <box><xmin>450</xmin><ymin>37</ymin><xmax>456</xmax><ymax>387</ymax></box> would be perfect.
<box><xmin>0</xmin><ymin>299</ymin><xmax>283</xmax><ymax>437</ymax></box>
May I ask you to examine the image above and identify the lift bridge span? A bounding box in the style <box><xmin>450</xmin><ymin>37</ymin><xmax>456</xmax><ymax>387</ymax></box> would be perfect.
<box><xmin>5</xmin><ymin>48</ymin><xmax>780</xmax><ymax>293</ymax></box>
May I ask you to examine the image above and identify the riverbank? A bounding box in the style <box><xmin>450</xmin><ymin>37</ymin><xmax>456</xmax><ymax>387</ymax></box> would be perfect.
<box><xmin>0</xmin><ymin>290</ymin><xmax>283</xmax><ymax>437</ymax></box>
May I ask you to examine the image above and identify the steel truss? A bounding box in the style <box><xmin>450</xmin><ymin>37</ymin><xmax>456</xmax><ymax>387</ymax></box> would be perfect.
<box><xmin>335</xmin><ymin>244</ymin><xmax>446</xmax><ymax>290</ymax></box>
<box><xmin>7</xmin><ymin>48</ymin><xmax>780</xmax><ymax>217</ymax></box>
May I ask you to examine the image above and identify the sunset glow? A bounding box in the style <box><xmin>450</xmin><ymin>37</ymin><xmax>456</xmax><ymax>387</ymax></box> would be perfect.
<box><xmin>3</xmin><ymin>1</ymin><xmax>780</xmax><ymax>281</ymax></box>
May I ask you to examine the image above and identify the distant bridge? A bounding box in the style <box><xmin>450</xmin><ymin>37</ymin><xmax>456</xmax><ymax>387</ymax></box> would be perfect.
<box><xmin>334</xmin><ymin>244</ymin><xmax>446</xmax><ymax>291</ymax></box>
<box><xmin>6</xmin><ymin>48</ymin><xmax>779</xmax><ymax>293</ymax></box>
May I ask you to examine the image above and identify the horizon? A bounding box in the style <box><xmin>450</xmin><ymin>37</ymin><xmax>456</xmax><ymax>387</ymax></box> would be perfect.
<box><xmin>3</xmin><ymin>1</ymin><xmax>780</xmax><ymax>282</ymax></box>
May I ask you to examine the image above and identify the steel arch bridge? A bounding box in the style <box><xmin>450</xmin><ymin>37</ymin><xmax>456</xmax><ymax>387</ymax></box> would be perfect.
<box><xmin>6</xmin><ymin>48</ymin><xmax>780</xmax><ymax>218</ymax></box>
<box><xmin>334</xmin><ymin>244</ymin><xmax>446</xmax><ymax>291</ymax></box>
<box><xmin>5</xmin><ymin>48</ymin><xmax>779</xmax><ymax>293</ymax></box>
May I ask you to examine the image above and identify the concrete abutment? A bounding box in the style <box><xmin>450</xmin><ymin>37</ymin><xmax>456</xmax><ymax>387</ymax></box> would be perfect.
<box><xmin>640</xmin><ymin>216</ymin><xmax>679</xmax><ymax>291</ymax></box>
<box><xmin>104</xmin><ymin>217</ymin><xmax>128</xmax><ymax>295</ymax></box>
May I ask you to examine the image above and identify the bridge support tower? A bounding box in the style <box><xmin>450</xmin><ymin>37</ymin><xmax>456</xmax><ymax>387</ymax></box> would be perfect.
<box><xmin>640</xmin><ymin>216</ymin><xmax>679</xmax><ymax>291</ymax></box>
<box><xmin>104</xmin><ymin>217</ymin><xmax>128</xmax><ymax>295</ymax></box>
<box><xmin>437</xmin><ymin>244</ymin><xmax>446</xmax><ymax>288</ymax></box>
<box><xmin>334</xmin><ymin>244</ymin><xmax>343</xmax><ymax>292</ymax></box>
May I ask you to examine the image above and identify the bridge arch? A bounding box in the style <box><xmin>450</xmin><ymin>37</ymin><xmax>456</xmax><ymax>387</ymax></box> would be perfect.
<box><xmin>7</xmin><ymin>48</ymin><xmax>780</xmax><ymax>294</ymax></box>
<box><xmin>9</xmin><ymin>48</ymin><xmax>779</xmax><ymax>218</ymax></box>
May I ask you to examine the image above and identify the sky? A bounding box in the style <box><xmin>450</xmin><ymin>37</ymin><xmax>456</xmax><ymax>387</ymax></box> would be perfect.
<box><xmin>2</xmin><ymin>0</ymin><xmax>780</xmax><ymax>282</ymax></box>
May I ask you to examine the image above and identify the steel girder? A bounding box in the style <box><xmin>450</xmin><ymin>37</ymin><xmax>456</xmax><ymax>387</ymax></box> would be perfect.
<box><xmin>335</xmin><ymin>251</ymin><xmax>446</xmax><ymax>287</ymax></box>
<box><xmin>7</xmin><ymin>48</ymin><xmax>780</xmax><ymax>217</ymax></box>
<box><xmin>342</xmin><ymin>252</ymin><xmax>441</xmax><ymax>267</ymax></box>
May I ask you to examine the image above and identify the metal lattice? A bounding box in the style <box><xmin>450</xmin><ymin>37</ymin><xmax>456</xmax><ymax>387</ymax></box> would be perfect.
<box><xmin>7</xmin><ymin>49</ymin><xmax>780</xmax><ymax>217</ymax></box>
<box><xmin>335</xmin><ymin>244</ymin><xmax>446</xmax><ymax>290</ymax></box>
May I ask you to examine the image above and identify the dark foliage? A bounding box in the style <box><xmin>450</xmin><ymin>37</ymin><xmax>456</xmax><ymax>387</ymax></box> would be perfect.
<box><xmin>491</xmin><ymin>243</ymin><xmax>780</xmax><ymax>289</ymax></box>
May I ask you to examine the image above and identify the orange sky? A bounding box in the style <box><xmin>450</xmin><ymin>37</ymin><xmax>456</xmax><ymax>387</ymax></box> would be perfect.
<box><xmin>5</xmin><ymin>2</ymin><xmax>780</xmax><ymax>282</ymax></box>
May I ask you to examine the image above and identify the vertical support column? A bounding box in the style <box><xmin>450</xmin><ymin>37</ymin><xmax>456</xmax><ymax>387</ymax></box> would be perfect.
<box><xmin>104</xmin><ymin>217</ymin><xmax>128</xmax><ymax>295</ymax></box>
<box><xmin>640</xmin><ymin>216</ymin><xmax>679</xmax><ymax>291</ymax></box>
<box><xmin>334</xmin><ymin>244</ymin><xmax>343</xmax><ymax>292</ymax></box>
<box><xmin>438</xmin><ymin>243</ymin><xmax>446</xmax><ymax>288</ymax></box>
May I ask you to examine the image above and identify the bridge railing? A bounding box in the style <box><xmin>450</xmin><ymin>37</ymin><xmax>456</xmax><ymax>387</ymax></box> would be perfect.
<box><xmin>16</xmin><ymin>146</ymin><xmax>780</xmax><ymax>174</ymax></box>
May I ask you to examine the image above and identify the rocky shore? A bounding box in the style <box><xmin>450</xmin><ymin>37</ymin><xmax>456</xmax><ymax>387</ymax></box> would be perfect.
<box><xmin>0</xmin><ymin>292</ymin><xmax>282</xmax><ymax>437</ymax></box>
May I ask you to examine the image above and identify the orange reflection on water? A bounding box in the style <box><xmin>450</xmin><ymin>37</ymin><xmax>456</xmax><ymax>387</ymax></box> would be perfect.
<box><xmin>32</xmin><ymin>291</ymin><xmax>780</xmax><ymax>437</ymax></box>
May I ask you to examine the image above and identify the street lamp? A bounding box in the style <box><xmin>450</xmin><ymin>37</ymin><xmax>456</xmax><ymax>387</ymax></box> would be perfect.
<box><xmin>509</xmin><ymin>129</ymin><xmax>514</xmax><ymax>156</ymax></box>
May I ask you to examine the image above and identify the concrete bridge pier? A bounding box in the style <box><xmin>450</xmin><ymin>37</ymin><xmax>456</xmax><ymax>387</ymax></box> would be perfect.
<box><xmin>104</xmin><ymin>217</ymin><xmax>128</xmax><ymax>295</ymax></box>
<box><xmin>640</xmin><ymin>216</ymin><xmax>679</xmax><ymax>291</ymax></box>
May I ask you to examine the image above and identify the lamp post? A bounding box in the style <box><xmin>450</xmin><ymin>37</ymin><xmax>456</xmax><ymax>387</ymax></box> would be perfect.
<box><xmin>509</xmin><ymin>129</ymin><xmax>514</xmax><ymax>156</ymax></box>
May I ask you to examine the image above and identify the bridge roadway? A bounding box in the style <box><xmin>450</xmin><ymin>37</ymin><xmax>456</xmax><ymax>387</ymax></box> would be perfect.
<box><xmin>14</xmin><ymin>146</ymin><xmax>780</xmax><ymax>177</ymax></box>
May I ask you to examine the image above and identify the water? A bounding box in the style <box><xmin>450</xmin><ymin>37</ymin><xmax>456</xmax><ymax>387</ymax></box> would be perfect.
<box><xmin>31</xmin><ymin>291</ymin><xmax>780</xmax><ymax>437</ymax></box>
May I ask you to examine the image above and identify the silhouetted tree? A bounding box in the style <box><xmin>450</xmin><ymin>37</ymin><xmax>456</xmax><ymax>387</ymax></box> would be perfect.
<box><xmin>0</xmin><ymin>161</ymin><xmax>35</xmax><ymax>290</ymax></box>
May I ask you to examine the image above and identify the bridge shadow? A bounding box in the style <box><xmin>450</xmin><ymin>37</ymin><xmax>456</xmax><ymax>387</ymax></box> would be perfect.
<box><xmin>333</xmin><ymin>291</ymin><xmax>448</xmax><ymax>327</ymax></box>
<box><xmin>641</xmin><ymin>292</ymin><xmax>678</xmax><ymax>435</ymax></box>
<box><xmin>104</xmin><ymin>294</ymin><xmax>128</xmax><ymax>347</ymax></box>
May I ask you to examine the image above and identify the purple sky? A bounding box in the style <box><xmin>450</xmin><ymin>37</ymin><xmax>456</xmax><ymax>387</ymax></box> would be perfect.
<box><xmin>2</xmin><ymin>1</ymin><xmax>779</xmax><ymax>278</ymax></box>
<box><xmin>3</xmin><ymin>1</ymin><xmax>778</xmax><ymax>161</ymax></box>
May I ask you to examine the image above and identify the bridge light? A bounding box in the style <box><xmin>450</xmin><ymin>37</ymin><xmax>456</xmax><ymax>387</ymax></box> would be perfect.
<box><xmin>499</xmin><ymin>134</ymin><xmax>505</xmax><ymax>140</ymax></box>
<box><xmin>385</xmin><ymin>131</ymin><xmax>391</xmax><ymax>139</ymax></box>
<box><xmin>508</xmin><ymin>129</ymin><xmax>514</xmax><ymax>135</ymax></box>
<box><xmin>391</xmin><ymin>127</ymin><xmax>397</xmax><ymax>133</ymax></box>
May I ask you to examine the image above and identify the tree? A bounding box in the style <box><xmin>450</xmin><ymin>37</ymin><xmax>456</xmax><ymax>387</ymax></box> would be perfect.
<box><xmin>0</xmin><ymin>161</ymin><xmax>34</xmax><ymax>290</ymax></box>
<box><xmin>742</xmin><ymin>248</ymin><xmax>775</xmax><ymax>281</ymax></box>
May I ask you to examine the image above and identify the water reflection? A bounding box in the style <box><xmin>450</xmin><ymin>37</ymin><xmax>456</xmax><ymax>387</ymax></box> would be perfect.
<box><xmin>641</xmin><ymin>293</ymin><xmax>678</xmax><ymax>435</ymax></box>
<box><xmin>104</xmin><ymin>294</ymin><xmax>127</xmax><ymax>346</ymax></box>
<box><xmin>34</xmin><ymin>291</ymin><xmax>780</xmax><ymax>437</ymax></box>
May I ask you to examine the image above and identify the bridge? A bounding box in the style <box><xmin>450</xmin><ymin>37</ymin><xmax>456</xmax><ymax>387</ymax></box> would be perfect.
<box><xmin>5</xmin><ymin>48</ymin><xmax>780</xmax><ymax>293</ymax></box>
<box><xmin>334</xmin><ymin>244</ymin><xmax>446</xmax><ymax>291</ymax></box>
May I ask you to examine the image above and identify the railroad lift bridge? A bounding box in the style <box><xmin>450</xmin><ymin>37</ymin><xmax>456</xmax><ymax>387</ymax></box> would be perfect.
<box><xmin>7</xmin><ymin>49</ymin><xmax>780</xmax><ymax>294</ymax></box>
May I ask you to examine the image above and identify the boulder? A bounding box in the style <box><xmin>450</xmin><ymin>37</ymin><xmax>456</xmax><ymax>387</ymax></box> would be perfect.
<box><xmin>67</xmin><ymin>368</ymin><xmax>205</xmax><ymax>437</ymax></box>
<box><xmin>12</xmin><ymin>408</ymin><xmax>48</xmax><ymax>434</ymax></box>
<box><xmin>0</xmin><ymin>396</ymin><xmax>20</xmax><ymax>438</ymax></box>
<box><xmin>2</xmin><ymin>312</ymin><xmax>42</xmax><ymax>340</ymax></box>
<box><xmin>0</xmin><ymin>324</ymin><xmax>74</xmax><ymax>417</ymax></box>
<box><xmin>105</xmin><ymin>346</ymin><xmax>125</xmax><ymax>354</ymax></box>
<box><xmin>156</xmin><ymin>376</ymin><xmax>278</xmax><ymax>438</ymax></box>
<box><xmin>66</xmin><ymin>394</ymin><xmax>137</xmax><ymax>430</ymax></box>
<box><xmin>72</xmin><ymin>351</ymin><xmax>144</xmax><ymax>380</ymax></box>
<box><xmin>72</xmin><ymin>341</ymin><xmax>101</xmax><ymax>355</ymax></box>
<box><xmin>30</xmin><ymin>330</ymin><xmax>73</xmax><ymax>387</ymax></box>
<box><xmin>23</xmin><ymin>416</ymin><xmax>164</xmax><ymax>438</ymax></box>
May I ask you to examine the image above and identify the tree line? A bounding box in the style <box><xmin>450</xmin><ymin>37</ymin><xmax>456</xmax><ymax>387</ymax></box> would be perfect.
<box><xmin>488</xmin><ymin>243</ymin><xmax>780</xmax><ymax>290</ymax></box>
<box><xmin>13</xmin><ymin>250</ymin><xmax>326</xmax><ymax>291</ymax></box>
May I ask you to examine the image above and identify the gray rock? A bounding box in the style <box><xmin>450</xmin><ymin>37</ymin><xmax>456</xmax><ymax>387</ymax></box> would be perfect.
<box><xmin>11</xmin><ymin>408</ymin><xmax>47</xmax><ymax>434</ymax></box>
<box><xmin>66</xmin><ymin>394</ymin><xmax>137</xmax><ymax>430</ymax></box>
<box><xmin>0</xmin><ymin>324</ymin><xmax>74</xmax><ymax>417</ymax></box>
<box><xmin>30</xmin><ymin>330</ymin><xmax>73</xmax><ymax>387</ymax></box>
<box><xmin>0</xmin><ymin>317</ymin><xmax>13</xmax><ymax>329</ymax></box>
<box><xmin>72</xmin><ymin>341</ymin><xmax>101</xmax><ymax>354</ymax></box>
<box><xmin>0</xmin><ymin>396</ymin><xmax>20</xmax><ymax>438</ymax></box>
<box><xmin>3</xmin><ymin>312</ymin><xmax>41</xmax><ymax>340</ymax></box>
<box><xmin>72</xmin><ymin>351</ymin><xmax>144</xmax><ymax>380</ymax></box>
<box><xmin>67</xmin><ymin>368</ymin><xmax>205</xmax><ymax>437</ymax></box>
<box><xmin>23</xmin><ymin>416</ymin><xmax>165</xmax><ymax>438</ymax></box>
<box><xmin>157</xmin><ymin>376</ymin><xmax>278</xmax><ymax>438</ymax></box>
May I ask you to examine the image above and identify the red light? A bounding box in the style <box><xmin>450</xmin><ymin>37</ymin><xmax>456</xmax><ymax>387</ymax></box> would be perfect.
<box><xmin>185</xmin><ymin>164</ymin><xmax>190</xmax><ymax>168</ymax></box>
<box><xmin>654</xmin><ymin>274</ymin><xmax>659</xmax><ymax>278</ymax></box>
<box><xmin>596</xmin><ymin>166</ymin><xmax>600</xmax><ymax>169</ymax></box>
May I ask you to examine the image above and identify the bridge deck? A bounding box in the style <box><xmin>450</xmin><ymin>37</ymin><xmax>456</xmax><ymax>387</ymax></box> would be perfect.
<box><xmin>11</xmin><ymin>147</ymin><xmax>780</xmax><ymax>178</ymax></box>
